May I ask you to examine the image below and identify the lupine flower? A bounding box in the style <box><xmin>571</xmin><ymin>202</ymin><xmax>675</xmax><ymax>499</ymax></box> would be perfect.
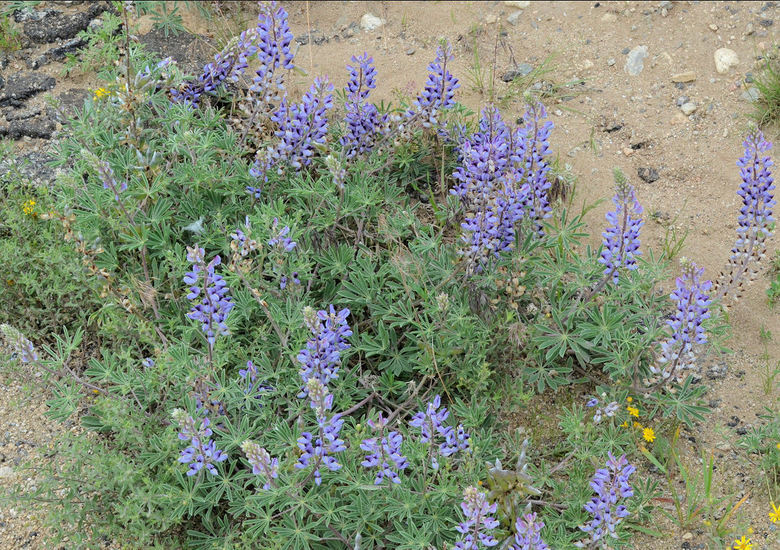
<box><xmin>246</xmin><ymin>185</ymin><xmax>263</xmax><ymax>199</ymax></box>
<box><xmin>454</xmin><ymin>486</ymin><xmax>500</xmax><ymax>549</ymax></box>
<box><xmin>412</xmin><ymin>43</ymin><xmax>460</xmax><ymax>128</ymax></box>
<box><xmin>652</xmin><ymin>258</ymin><xmax>712</xmax><ymax>382</ymax></box>
<box><xmin>83</xmin><ymin>150</ymin><xmax>127</xmax><ymax>201</ymax></box>
<box><xmin>172</xmin><ymin>409</ymin><xmax>228</xmax><ymax>477</ymax></box>
<box><xmin>251</xmin><ymin>1</ymin><xmax>295</xmax><ymax>103</ymax></box>
<box><xmin>599</xmin><ymin>169</ymin><xmax>644</xmax><ymax>284</ymax></box>
<box><xmin>360</xmin><ymin>413</ymin><xmax>408</xmax><ymax>485</ymax></box>
<box><xmin>141</xmin><ymin>357</ymin><xmax>154</xmax><ymax>368</ymax></box>
<box><xmin>252</xmin><ymin>77</ymin><xmax>335</xmax><ymax>180</ymax></box>
<box><xmin>230</xmin><ymin>216</ymin><xmax>259</xmax><ymax>258</ymax></box>
<box><xmin>516</xmin><ymin>104</ymin><xmax>554</xmax><ymax>237</ymax></box>
<box><xmin>341</xmin><ymin>53</ymin><xmax>388</xmax><ymax>159</ymax></box>
<box><xmin>513</xmin><ymin>512</ymin><xmax>549</xmax><ymax>550</ymax></box>
<box><xmin>280</xmin><ymin>272</ymin><xmax>300</xmax><ymax>290</ymax></box>
<box><xmin>183</xmin><ymin>246</ymin><xmax>234</xmax><ymax>349</ymax></box>
<box><xmin>241</xmin><ymin>440</ymin><xmax>279</xmax><ymax>490</ymax></box>
<box><xmin>591</xmin><ymin>401</ymin><xmax>618</xmax><ymax>424</ymax></box>
<box><xmin>716</xmin><ymin>132</ymin><xmax>775</xmax><ymax>302</ymax></box>
<box><xmin>452</xmin><ymin>106</ymin><xmax>528</xmax><ymax>273</ymax></box>
<box><xmin>409</xmin><ymin>395</ymin><xmax>469</xmax><ymax>469</ymax></box>
<box><xmin>0</xmin><ymin>324</ymin><xmax>38</xmax><ymax>364</ymax></box>
<box><xmin>297</xmin><ymin>305</ymin><xmax>352</xmax><ymax>395</ymax></box>
<box><xmin>172</xmin><ymin>29</ymin><xmax>259</xmax><ymax>108</ymax></box>
<box><xmin>576</xmin><ymin>452</ymin><xmax>635</xmax><ymax>547</ymax></box>
<box><xmin>296</xmin><ymin>378</ymin><xmax>346</xmax><ymax>485</ymax></box>
<box><xmin>268</xmin><ymin>218</ymin><xmax>296</xmax><ymax>251</ymax></box>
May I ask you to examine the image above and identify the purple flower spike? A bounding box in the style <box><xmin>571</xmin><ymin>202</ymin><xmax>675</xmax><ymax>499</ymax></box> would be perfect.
<box><xmin>297</xmin><ymin>305</ymin><xmax>352</xmax><ymax>397</ymax></box>
<box><xmin>413</xmin><ymin>43</ymin><xmax>460</xmax><ymax>128</ymax></box>
<box><xmin>172</xmin><ymin>409</ymin><xmax>228</xmax><ymax>478</ymax></box>
<box><xmin>516</xmin><ymin>104</ymin><xmax>554</xmax><ymax>237</ymax></box>
<box><xmin>575</xmin><ymin>452</ymin><xmax>635</xmax><ymax>547</ymax></box>
<box><xmin>241</xmin><ymin>440</ymin><xmax>279</xmax><ymax>490</ymax></box>
<box><xmin>184</xmin><ymin>245</ymin><xmax>234</xmax><ymax>350</ymax></box>
<box><xmin>360</xmin><ymin>413</ymin><xmax>408</xmax><ymax>485</ymax></box>
<box><xmin>513</xmin><ymin>512</ymin><xmax>549</xmax><ymax>550</ymax></box>
<box><xmin>341</xmin><ymin>53</ymin><xmax>388</xmax><ymax>159</ymax></box>
<box><xmin>409</xmin><ymin>395</ymin><xmax>469</xmax><ymax>469</ymax></box>
<box><xmin>716</xmin><ymin>131</ymin><xmax>775</xmax><ymax>302</ymax></box>
<box><xmin>652</xmin><ymin>259</ymin><xmax>712</xmax><ymax>382</ymax></box>
<box><xmin>296</xmin><ymin>379</ymin><xmax>347</xmax><ymax>486</ymax></box>
<box><xmin>454</xmin><ymin>486</ymin><xmax>500</xmax><ymax>550</ymax></box>
<box><xmin>252</xmin><ymin>1</ymin><xmax>295</xmax><ymax>103</ymax></box>
<box><xmin>599</xmin><ymin>170</ymin><xmax>644</xmax><ymax>285</ymax></box>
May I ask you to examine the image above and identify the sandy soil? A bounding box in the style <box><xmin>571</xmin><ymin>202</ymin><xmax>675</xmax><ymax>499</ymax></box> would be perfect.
<box><xmin>1</xmin><ymin>1</ymin><xmax>779</xmax><ymax>548</ymax></box>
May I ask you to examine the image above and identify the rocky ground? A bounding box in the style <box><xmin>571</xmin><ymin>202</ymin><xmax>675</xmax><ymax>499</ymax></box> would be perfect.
<box><xmin>0</xmin><ymin>1</ymin><xmax>779</xmax><ymax>548</ymax></box>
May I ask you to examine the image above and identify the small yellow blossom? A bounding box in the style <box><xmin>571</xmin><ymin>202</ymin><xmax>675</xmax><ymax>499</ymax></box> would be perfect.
<box><xmin>633</xmin><ymin>421</ymin><xmax>643</xmax><ymax>430</ymax></box>
<box><xmin>643</xmin><ymin>427</ymin><xmax>656</xmax><ymax>443</ymax></box>
<box><xmin>732</xmin><ymin>536</ymin><xmax>752</xmax><ymax>550</ymax></box>
<box><xmin>22</xmin><ymin>199</ymin><xmax>36</xmax><ymax>216</ymax></box>
<box><xmin>776</xmin><ymin>442</ymin><xmax>780</xmax><ymax>450</ymax></box>
<box><xmin>770</xmin><ymin>502</ymin><xmax>780</xmax><ymax>524</ymax></box>
<box><xmin>93</xmin><ymin>87</ymin><xmax>111</xmax><ymax>99</ymax></box>
<box><xmin>620</xmin><ymin>421</ymin><xmax>629</xmax><ymax>428</ymax></box>
<box><xmin>626</xmin><ymin>396</ymin><xmax>633</xmax><ymax>403</ymax></box>
<box><xmin>627</xmin><ymin>406</ymin><xmax>639</xmax><ymax>417</ymax></box>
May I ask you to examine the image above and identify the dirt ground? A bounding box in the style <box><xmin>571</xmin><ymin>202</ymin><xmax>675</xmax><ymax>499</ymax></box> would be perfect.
<box><xmin>1</xmin><ymin>1</ymin><xmax>779</xmax><ymax>548</ymax></box>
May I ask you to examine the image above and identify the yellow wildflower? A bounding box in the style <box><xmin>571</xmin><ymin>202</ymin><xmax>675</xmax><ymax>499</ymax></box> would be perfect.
<box><xmin>643</xmin><ymin>427</ymin><xmax>656</xmax><ymax>443</ymax></box>
<box><xmin>93</xmin><ymin>87</ymin><xmax>111</xmax><ymax>99</ymax></box>
<box><xmin>627</xmin><ymin>406</ymin><xmax>639</xmax><ymax>417</ymax></box>
<box><xmin>620</xmin><ymin>421</ymin><xmax>628</xmax><ymax>428</ymax></box>
<box><xmin>770</xmin><ymin>502</ymin><xmax>780</xmax><ymax>524</ymax></box>
<box><xmin>776</xmin><ymin>442</ymin><xmax>780</xmax><ymax>450</ymax></box>
<box><xmin>626</xmin><ymin>396</ymin><xmax>633</xmax><ymax>403</ymax></box>
<box><xmin>633</xmin><ymin>421</ymin><xmax>643</xmax><ymax>430</ymax></box>
<box><xmin>732</xmin><ymin>536</ymin><xmax>752</xmax><ymax>550</ymax></box>
<box><xmin>22</xmin><ymin>199</ymin><xmax>36</xmax><ymax>216</ymax></box>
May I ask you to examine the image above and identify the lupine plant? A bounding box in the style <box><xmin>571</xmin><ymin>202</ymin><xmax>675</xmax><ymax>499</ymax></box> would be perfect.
<box><xmin>1</xmin><ymin>2</ymin><xmax>774</xmax><ymax>549</ymax></box>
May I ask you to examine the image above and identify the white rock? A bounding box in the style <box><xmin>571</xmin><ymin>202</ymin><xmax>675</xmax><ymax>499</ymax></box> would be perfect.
<box><xmin>714</xmin><ymin>48</ymin><xmax>739</xmax><ymax>74</ymax></box>
<box><xmin>680</xmin><ymin>102</ymin><xmax>697</xmax><ymax>115</ymax></box>
<box><xmin>625</xmin><ymin>45</ymin><xmax>648</xmax><ymax>76</ymax></box>
<box><xmin>504</xmin><ymin>1</ymin><xmax>530</xmax><ymax>7</ymax></box>
<box><xmin>360</xmin><ymin>13</ymin><xmax>383</xmax><ymax>31</ymax></box>
<box><xmin>0</xmin><ymin>466</ymin><xmax>13</xmax><ymax>478</ymax></box>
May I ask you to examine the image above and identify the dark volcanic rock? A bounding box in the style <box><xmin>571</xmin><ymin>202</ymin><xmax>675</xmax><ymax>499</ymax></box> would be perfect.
<box><xmin>6</xmin><ymin>105</ymin><xmax>42</xmax><ymax>121</ymax></box>
<box><xmin>23</xmin><ymin>4</ymin><xmax>105</xmax><ymax>44</ymax></box>
<box><xmin>0</xmin><ymin>152</ymin><xmax>60</xmax><ymax>188</ymax></box>
<box><xmin>13</xmin><ymin>8</ymin><xmax>61</xmax><ymax>23</ymax></box>
<box><xmin>0</xmin><ymin>73</ymin><xmax>56</xmax><ymax>107</ymax></box>
<box><xmin>0</xmin><ymin>117</ymin><xmax>56</xmax><ymax>139</ymax></box>
<box><xmin>637</xmin><ymin>167</ymin><xmax>659</xmax><ymax>183</ymax></box>
<box><xmin>139</xmin><ymin>27</ymin><xmax>214</xmax><ymax>76</ymax></box>
<box><xmin>27</xmin><ymin>37</ymin><xmax>87</xmax><ymax>69</ymax></box>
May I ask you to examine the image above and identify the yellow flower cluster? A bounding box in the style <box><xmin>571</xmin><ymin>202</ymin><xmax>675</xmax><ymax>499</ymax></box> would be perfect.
<box><xmin>621</xmin><ymin>397</ymin><xmax>655</xmax><ymax>442</ymax></box>
<box><xmin>732</xmin><ymin>535</ymin><xmax>752</xmax><ymax>549</ymax></box>
<box><xmin>93</xmin><ymin>87</ymin><xmax>112</xmax><ymax>100</ymax></box>
<box><xmin>770</xmin><ymin>501</ymin><xmax>780</xmax><ymax>523</ymax></box>
<box><xmin>22</xmin><ymin>199</ymin><xmax>36</xmax><ymax>216</ymax></box>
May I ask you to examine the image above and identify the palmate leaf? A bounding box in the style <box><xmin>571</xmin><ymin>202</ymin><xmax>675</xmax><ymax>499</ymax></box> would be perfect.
<box><xmin>657</xmin><ymin>375</ymin><xmax>709</xmax><ymax>427</ymax></box>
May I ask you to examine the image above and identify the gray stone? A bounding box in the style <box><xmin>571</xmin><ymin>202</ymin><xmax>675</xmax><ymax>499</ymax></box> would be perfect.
<box><xmin>27</xmin><ymin>37</ymin><xmax>87</xmax><ymax>69</ymax></box>
<box><xmin>714</xmin><ymin>48</ymin><xmax>739</xmax><ymax>74</ymax></box>
<box><xmin>507</xmin><ymin>10</ymin><xmax>523</xmax><ymax>25</ymax></box>
<box><xmin>741</xmin><ymin>87</ymin><xmax>760</xmax><ymax>102</ymax></box>
<box><xmin>637</xmin><ymin>167</ymin><xmax>659</xmax><ymax>183</ymax></box>
<box><xmin>0</xmin><ymin>152</ymin><xmax>60</xmax><ymax>187</ymax></box>
<box><xmin>6</xmin><ymin>105</ymin><xmax>42</xmax><ymax>122</ymax></box>
<box><xmin>502</xmin><ymin>63</ymin><xmax>534</xmax><ymax>81</ymax></box>
<box><xmin>607</xmin><ymin>58</ymin><xmax>616</xmax><ymax>66</ymax></box>
<box><xmin>625</xmin><ymin>45</ymin><xmax>648</xmax><ymax>76</ymax></box>
<box><xmin>23</xmin><ymin>4</ymin><xmax>105</xmax><ymax>43</ymax></box>
<box><xmin>13</xmin><ymin>7</ymin><xmax>60</xmax><ymax>23</ymax></box>
<box><xmin>405</xmin><ymin>47</ymin><xmax>416</xmax><ymax>55</ymax></box>
<box><xmin>0</xmin><ymin>465</ymin><xmax>13</xmax><ymax>478</ymax></box>
<box><xmin>360</xmin><ymin>13</ymin><xmax>383</xmax><ymax>31</ymax></box>
<box><xmin>676</xmin><ymin>95</ymin><xmax>689</xmax><ymax>106</ymax></box>
<box><xmin>680</xmin><ymin>101</ymin><xmax>697</xmax><ymax>115</ymax></box>
<box><xmin>0</xmin><ymin>73</ymin><xmax>56</xmax><ymax>107</ymax></box>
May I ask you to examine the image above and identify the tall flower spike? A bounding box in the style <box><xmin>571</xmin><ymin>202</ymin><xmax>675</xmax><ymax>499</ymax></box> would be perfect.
<box><xmin>172</xmin><ymin>29</ymin><xmax>259</xmax><ymax>108</ymax></box>
<box><xmin>576</xmin><ymin>452</ymin><xmax>635</xmax><ymax>547</ymax></box>
<box><xmin>513</xmin><ymin>512</ymin><xmax>549</xmax><ymax>550</ymax></box>
<box><xmin>651</xmin><ymin>258</ymin><xmax>712</xmax><ymax>383</ymax></box>
<box><xmin>184</xmin><ymin>246</ymin><xmax>234</xmax><ymax>350</ymax></box>
<box><xmin>251</xmin><ymin>1</ymin><xmax>295</xmax><ymax>103</ymax></box>
<box><xmin>360</xmin><ymin>413</ymin><xmax>408</xmax><ymax>485</ymax></box>
<box><xmin>297</xmin><ymin>305</ymin><xmax>352</xmax><ymax>396</ymax></box>
<box><xmin>412</xmin><ymin>43</ymin><xmax>460</xmax><ymax>128</ymax></box>
<box><xmin>341</xmin><ymin>53</ymin><xmax>388</xmax><ymax>159</ymax></box>
<box><xmin>454</xmin><ymin>486</ymin><xmax>500</xmax><ymax>550</ymax></box>
<box><xmin>516</xmin><ymin>104</ymin><xmax>554</xmax><ymax>237</ymax></box>
<box><xmin>82</xmin><ymin>150</ymin><xmax>127</xmax><ymax>202</ymax></box>
<box><xmin>716</xmin><ymin>131</ymin><xmax>775</xmax><ymax>303</ymax></box>
<box><xmin>252</xmin><ymin>77</ymin><xmax>335</xmax><ymax>180</ymax></box>
<box><xmin>409</xmin><ymin>395</ymin><xmax>469</xmax><ymax>469</ymax></box>
<box><xmin>0</xmin><ymin>324</ymin><xmax>38</xmax><ymax>364</ymax></box>
<box><xmin>599</xmin><ymin>168</ymin><xmax>644</xmax><ymax>284</ymax></box>
<box><xmin>453</xmin><ymin>106</ymin><xmax>528</xmax><ymax>273</ymax></box>
<box><xmin>296</xmin><ymin>379</ymin><xmax>346</xmax><ymax>485</ymax></box>
<box><xmin>241</xmin><ymin>440</ymin><xmax>279</xmax><ymax>490</ymax></box>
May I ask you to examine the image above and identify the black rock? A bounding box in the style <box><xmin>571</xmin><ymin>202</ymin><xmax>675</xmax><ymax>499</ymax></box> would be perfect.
<box><xmin>0</xmin><ymin>117</ymin><xmax>56</xmax><ymax>139</ymax></box>
<box><xmin>6</xmin><ymin>105</ymin><xmax>42</xmax><ymax>121</ymax></box>
<box><xmin>13</xmin><ymin>7</ymin><xmax>61</xmax><ymax>23</ymax></box>
<box><xmin>502</xmin><ymin>63</ymin><xmax>534</xmax><ymax>82</ymax></box>
<box><xmin>726</xmin><ymin>415</ymin><xmax>740</xmax><ymax>427</ymax></box>
<box><xmin>23</xmin><ymin>4</ymin><xmax>106</xmax><ymax>43</ymax></box>
<box><xmin>27</xmin><ymin>37</ymin><xmax>87</xmax><ymax>69</ymax></box>
<box><xmin>621</xmin><ymin>47</ymin><xmax>630</xmax><ymax>54</ymax></box>
<box><xmin>736</xmin><ymin>427</ymin><xmax>748</xmax><ymax>435</ymax></box>
<box><xmin>139</xmin><ymin>27</ymin><xmax>214</xmax><ymax>76</ymax></box>
<box><xmin>0</xmin><ymin>73</ymin><xmax>56</xmax><ymax>107</ymax></box>
<box><xmin>638</xmin><ymin>167</ymin><xmax>659</xmax><ymax>183</ymax></box>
